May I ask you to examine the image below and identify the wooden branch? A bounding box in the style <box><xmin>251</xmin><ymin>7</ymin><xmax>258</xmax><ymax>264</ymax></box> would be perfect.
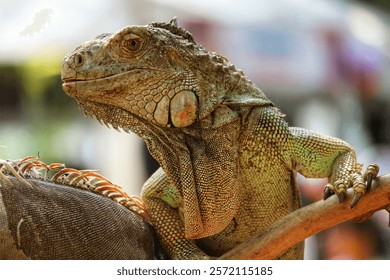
<box><xmin>219</xmin><ymin>174</ymin><xmax>390</xmax><ymax>260</ymax></box>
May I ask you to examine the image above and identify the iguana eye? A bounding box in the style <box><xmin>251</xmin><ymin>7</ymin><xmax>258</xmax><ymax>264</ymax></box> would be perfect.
<box><xmin>123</xmin><ymin>35</ymin><xmax>144</xmax><ymax>52</ymax></box>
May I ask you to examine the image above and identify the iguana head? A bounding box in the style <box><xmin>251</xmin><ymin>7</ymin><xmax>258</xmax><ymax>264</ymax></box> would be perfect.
<box><xmin>61</xmin><ymin>19</ymin><xmax>272</xmax><ymax>239</ymax></box>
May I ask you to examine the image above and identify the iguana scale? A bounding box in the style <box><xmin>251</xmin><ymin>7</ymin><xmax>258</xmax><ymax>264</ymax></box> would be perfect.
<box><xmin>60</xmin><ymin>18</ymin><xmax>381</xmax><ymax>259</ymax></box>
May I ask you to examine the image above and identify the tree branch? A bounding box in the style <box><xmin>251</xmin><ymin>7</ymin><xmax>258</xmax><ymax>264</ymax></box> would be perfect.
<box><xmin>219</xmin><ymin>174</ymin><xmax>390</xmax><ymax>260</ymax></box>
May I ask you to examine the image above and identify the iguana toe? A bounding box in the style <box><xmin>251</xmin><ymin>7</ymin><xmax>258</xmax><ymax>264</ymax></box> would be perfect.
<box><xmin>349</xmin><ymin>173</ymin><xmax>366</xmax><ymax>208</ymax></box>
<box><xmin>324</xmin><ymin>164</ymin><xmax>380</xmax><ymax>208</ymax></box>
<box><xmin>323</xmin><ymin>180</ymin><xmax>348</xmax><ymax>202</ymax></box>
<box><xmin>350</xmin><ymin>164</ymin><xmax>379</xmax><ymax>208</ymax></box>
<box><xmin>323</xmin><ymin>184</ymin><xmax>334</xmax><ymax>200</ymax></box>
<box><xmin>363</xmin><ymin>163</ymin><xmax>379</xmax><ymax>192</ymax></box>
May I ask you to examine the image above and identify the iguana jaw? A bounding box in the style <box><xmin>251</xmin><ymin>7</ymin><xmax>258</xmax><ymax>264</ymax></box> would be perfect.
<box><xmin>74</xmin><ymin>98</ymin><xmax>139</xmax><ymax>132</ymax></box>
<box><xmin>62</xmin><ymin>68</ymin><xmax>150</xmax><ymax>97</ymax></box>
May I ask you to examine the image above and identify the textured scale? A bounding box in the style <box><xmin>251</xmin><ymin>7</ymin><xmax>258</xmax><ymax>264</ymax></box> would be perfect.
<box><xmin>61</xmin><ymin>19</ymin><xmax>377</xmax><ymax>259</ymax></box>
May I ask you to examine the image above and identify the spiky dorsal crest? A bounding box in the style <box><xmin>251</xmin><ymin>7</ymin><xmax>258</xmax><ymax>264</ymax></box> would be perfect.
<box><xmin>149</xmin><ymin>17</ymin><xmax>195</xmax><ymax>44</ymax></box>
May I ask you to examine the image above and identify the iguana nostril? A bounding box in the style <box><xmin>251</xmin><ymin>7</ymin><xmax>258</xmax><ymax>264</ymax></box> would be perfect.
<box><xmin>75</xmin><ymin>53</ymin><xmax>84</xmax><ymax>67</ymax></box>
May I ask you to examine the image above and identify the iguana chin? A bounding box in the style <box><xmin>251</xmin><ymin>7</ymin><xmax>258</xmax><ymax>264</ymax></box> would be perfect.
<box><xmin>61</xmin><ymin>18</ymin><xmax>379</xmax><ymax>259</ymax></box>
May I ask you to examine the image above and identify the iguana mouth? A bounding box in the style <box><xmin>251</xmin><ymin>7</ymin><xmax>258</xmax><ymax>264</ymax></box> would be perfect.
<box><xmin>61</xmin><ymin>70</ymin><xmax>134</xmax><ymax>97</ymax></box>
<box><xmin>61</xmin><ymin>71</ymin><xmax>124</xmax><ymax>85</ymax></box>
<box><xmin>61</xmin><ymin>67</ymin><xmax>156</xmax><ymax>89</ymax></box>
<box><xmin>61</xmin><ymin>78</ymin><xmax>83</xmax><ymax>83</ymax></box>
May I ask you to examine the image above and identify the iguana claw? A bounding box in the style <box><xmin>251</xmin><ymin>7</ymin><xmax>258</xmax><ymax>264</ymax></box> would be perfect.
<box><xmin>350</xmin><ymin>192</ymin><xmax>362</xmax><ymax>208</ymax></box>
<box><xmin>363</xmin><ymin>163</ymin><xmax>379</xmax><ymax>192</ymax></box>
<box><xmin>324</xmin><ymin>164</ymin><xmax>380</xmax><ymax>208</ymax></box>
<box><xmin>323</xmin><ymin>181</ymin><xmax>347</xmax><ymax>202</ymax></box>
<box><xmin>349</xmin><ymin>173</ymin><xmax>366</xmax><ymax>208</ymax></box>
<box><xmin>338</xmin><ymin>191</ymin><xmax>346</xmax><ymax>203</ymax></box>
<box><xmin>323</xmin><ymin>185</ymin><xmax>333</xmax><ymax>200</ymax></box>
<box><xmin>365</xmin><ymin>173</ymin><xmax>373</xmax><ymax>192</ymax></box>
<box><xmin>350</xmin><ymin>164</ymin><xmax>380</xmax><ymax>208</ymax></box>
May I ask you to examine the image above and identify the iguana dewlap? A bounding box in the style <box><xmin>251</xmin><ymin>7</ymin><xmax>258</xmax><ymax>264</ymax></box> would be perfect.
<box><xmin>61</xmin><ymin>18</ymin><xmax>379</xmax><ymax>259</ymax></box>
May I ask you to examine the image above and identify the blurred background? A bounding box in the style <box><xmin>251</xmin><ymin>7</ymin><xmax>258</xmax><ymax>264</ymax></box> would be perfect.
<box><xmin>0</xmin><ymin>0</ymin><xmax>389</xmax><ymax>259</ymax></box>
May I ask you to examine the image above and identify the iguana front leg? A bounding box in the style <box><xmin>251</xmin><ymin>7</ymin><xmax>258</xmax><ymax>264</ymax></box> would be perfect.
<box><xmin>291</xmin><ymin>127</ymin><xmax>379</xmax><ymax>206</ymax></box>
<box><xmin>141</xmin><ymin>168</ymin><xmax>211</xmax><ymax>259</ymax></box>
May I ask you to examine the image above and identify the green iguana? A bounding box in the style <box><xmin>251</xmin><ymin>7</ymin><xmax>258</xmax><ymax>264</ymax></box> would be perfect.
<box><xmin>56</xmin><ymin>18</ymin><xmax>382</xmax><ymax>260</ymax></box>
